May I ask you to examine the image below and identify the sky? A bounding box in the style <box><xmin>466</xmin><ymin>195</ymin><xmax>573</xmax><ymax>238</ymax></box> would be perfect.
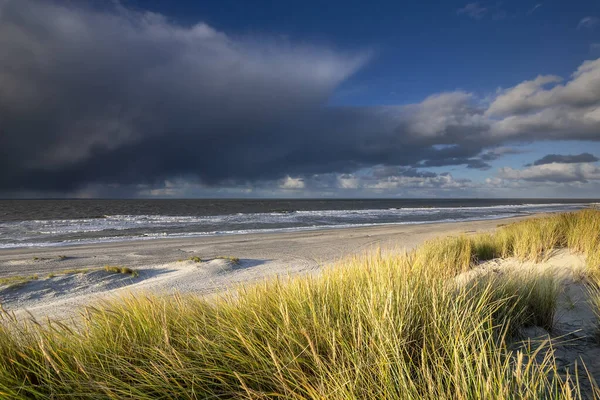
<box><xmin>2</xmin><ymin>0</ymin><xmax>600</xmax><ymax>198</ymax></box>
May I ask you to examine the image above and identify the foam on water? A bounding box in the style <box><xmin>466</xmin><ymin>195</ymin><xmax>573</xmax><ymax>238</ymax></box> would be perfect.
<box><xmin>0</xmin><ymin>202</ymin><xmax>591</xmax><ymax>249</ymax></box>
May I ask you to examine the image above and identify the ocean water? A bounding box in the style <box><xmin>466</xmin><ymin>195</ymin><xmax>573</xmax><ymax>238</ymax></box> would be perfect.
<box><xmin>0</xmin><ymin>199</ymin><xmax>594</xmax><ymax>249</ymax></box>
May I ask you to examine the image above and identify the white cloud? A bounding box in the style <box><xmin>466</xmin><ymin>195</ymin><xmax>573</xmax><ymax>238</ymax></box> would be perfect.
<box><xmin>280</xmin><ymin>176</ymin><xmax>305</xmax><ymax>189</ymax></box>
<box><xmin>498</xmin><ymin>163</ymin><xmax>600</xmax><ymax>183</ymax></box>
<box><xmin>400</xmin><ymin>92</ymin><xmax>487</xmax><ymax>138</ymax></box>
<box><xmin>485</xmin><ymin>59</ymin><xmax>600</xmax><ymax>141</ymax></box>
<box><xmin>333</xmin><ymin>169</ymin><xmax>473</xmax><ymax>191</ymax></box>
<box><xmin>366</xmin><ymin>173</ymin><xmax>471</xmax><ymax>190</ymax></box>
<box><xmin>457</xmin><ymin>3</ymin><xmax>488</xmax><ymax>20</ymax></box>
<box><xmin>337</xmin><ymin>175</ymin><xmax>360</xmax><ymax>189</ymax></box>
<box><xmin>578</xmin><ymin>16</ymin><xmax>600</xmax><ymax>30</ymax></box>
<box><xmin>488</xmin><ymin>59</ymin><xmax>600</xmax><ymax>116</ymax></box>
<box><xmin>526</xmin><ymin>4</ymin><xmax>542</xmax><ymax>15</ymax></box>
<box><xmin>486</xmin><ymin>75</ymin><xmax>563</xmax><ymax>116</ymax></box>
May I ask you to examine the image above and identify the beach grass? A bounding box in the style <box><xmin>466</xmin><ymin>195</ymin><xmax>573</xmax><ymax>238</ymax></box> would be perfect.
<box><xmin>0</xmin><ymin>275</ymin><xmax>39</xmax><ymax>290</ymax></box>
<box><xmin>187</xmin><ymin>256</ymin><xmax>240</xmax><ymax>264</ymax></box>
<box><xmin>587</xmin><ymin>276</ymin><xmax>600</xmax><ymax>343</ymax></box>
<box><xmin>215</xmin><ymin>255</ymin><xmax>241</xmax><ymax>264</ymax></box>
<box><xmin>0</xmin><ymin>267</ymin><xmax>139</xmax><ymax>291</ymax></box>
<box><xmin>103</xmin><ymin>265</ymin><xmax>139</xmax><ymax>277</ymax></box>
<box><xmin>0</xmin><ymin>210</ymin><xmax>600</xmax><ymax>398</ymax></box>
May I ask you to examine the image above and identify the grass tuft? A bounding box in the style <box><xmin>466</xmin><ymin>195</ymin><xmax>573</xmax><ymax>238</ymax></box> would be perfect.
<box><xmin>104</xmin><ymin>265</ymin><xmax>139</xmax><ymax>277</ymax></box>
<box><xmin>57</xmin><ymin>268</ymin><xmax>90</xmax><ymax>275</ymax></box>
<box><xmin>0</xmin><ymin>275</ymin><xmax>39</xmax><ymax>289</ymax></box>
<box><xmin>215</xmin><ymin>255</ymin><xmax>240</xmax><ymax>264</ymax></box>
<box><xmin>2</xmin><ymin>209</ymin><xmax>600</xmax><ymax>397</ymax></box>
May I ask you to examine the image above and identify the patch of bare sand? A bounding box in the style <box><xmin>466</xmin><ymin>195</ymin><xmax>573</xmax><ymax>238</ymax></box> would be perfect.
<box><xmin>458</xmin><ymin>250</ymin><xmax>600</xmax><ymax>396</ymax></box>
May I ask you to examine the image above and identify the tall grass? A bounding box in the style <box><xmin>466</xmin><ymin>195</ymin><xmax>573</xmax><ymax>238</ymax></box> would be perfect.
<box><xmin>415</xmin><ymin>209</ymin><xmax>600</xmax><ymax>275</ymax></box>
<box><xmin>1</xmin><ymin>210</ymin><xmax>600</xmax><ymax>398</ymax></box>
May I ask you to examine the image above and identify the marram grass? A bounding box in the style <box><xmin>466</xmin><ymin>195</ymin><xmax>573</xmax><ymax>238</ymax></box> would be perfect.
<box><xmin>1</xmin><ymin>210</ymin><xmax>600</xmax><ymax>399</ymax></box>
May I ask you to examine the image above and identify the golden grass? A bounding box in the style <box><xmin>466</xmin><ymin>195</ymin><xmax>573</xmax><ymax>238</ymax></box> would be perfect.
<box><xmin>1</xmin><ymin>210</ymin><xmax>600</xmax><ymax>398</ymax></box>
<box><xmin>187</xmin><ymin>256</ymin><xmax>240</xmax><ymax>264</ymax></box>
<box><xmin>215</xmin><ymin>255</ymin><xmax>241</xmax><ymax>264</ymax></box>
<box><xmin>0</xmin><ymin>267</ymin><xmax>139</xmax><ymax>291</ymax></box>
<box><xmin>0</xmin><ymin>275</ymin><xmax>38</xmax><ymax>289</ymax></box>
<box><xmin>103</xmin><ymin>265</ymin><xmax>139</xmax><ymax>277</ymax></box>
<box><xmin>414</xmin><ymin>209</ymin><xmax>600</xmax><ymax>276</ymax></box>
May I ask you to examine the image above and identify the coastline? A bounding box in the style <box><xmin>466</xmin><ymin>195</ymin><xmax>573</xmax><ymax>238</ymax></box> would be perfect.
<box><xmin>3</xmin><ymin>210</ymin><xmax>600</xmax><ymax>397</ymax></box>
<box><xmin>0</xmin><ymin>214</ymin><xmax>538</xmax><ymax>321</ymax></box>
<box><xmin>0</xmin><ymin>214</ymin><xmax>538</xmax><ymax>277</ymax></box>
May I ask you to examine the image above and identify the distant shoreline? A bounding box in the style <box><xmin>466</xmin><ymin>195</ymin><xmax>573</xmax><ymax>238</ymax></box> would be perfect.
<box><xmin>0</xmin><ymin>214</ymin><xmax>539</xmax><ymax>321</ymax></box>
<box><xmin>0</xmin><ymin>213</ymin><xmax>526</xmax><ymax>250</ymax></box>
<box><xmin>1</xmin><ymin>200</ymin><xmax>591</xmax><ymax>249</ymax></box>
<box><xmin>0</xmin><ymin>212</ymin><xmax>543</xmax><ymax>253</ymax></box>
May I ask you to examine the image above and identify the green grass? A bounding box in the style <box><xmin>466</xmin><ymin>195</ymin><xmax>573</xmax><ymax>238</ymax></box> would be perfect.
<box><xmin>0</xmin><ymin>258</ymin><xmax>571</xmax><ymax>399</ymax></box>
<box><xmin>0</xmin><ymin>275</ymin><xmax>39</xmax><ymax>289</ymax></box>
<box><xmin>104</xmin><ymin>265</ymin><xmax>139</xmax><ymax>277</ymax></box>
<box><xmin>0</xmin><ymin>267</ymin><xmax>138</xmax><ymax>290</ymax></box>
<box><xmin>187</xmin><ymin>256</ymin><xmax>240</xmax><ymax>264</ymax></box>
<box><xmin>413</xmin><ymin>209</ymin><xmax>600</xmax><ymax>276</ymax></box>
<box><xmin>584</xmin><ymin>271</ymin><xmax>600</xmax><ymax>344</ymax></box>
<box><xmin>2</xmin><ymin>210</ymin><xmax>600</xmax><ymax>398</ymax></box>
<box><xmin>215</xmin><ymin>255</ymin><xmax>241</xmax><ymax>264</ymax></box>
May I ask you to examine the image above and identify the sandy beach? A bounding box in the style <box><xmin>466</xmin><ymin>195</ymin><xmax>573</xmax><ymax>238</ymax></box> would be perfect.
<box><xmin>0</xmin><ymin>216</ymin><xmax>533</xmax><ymax>321</ymax></box>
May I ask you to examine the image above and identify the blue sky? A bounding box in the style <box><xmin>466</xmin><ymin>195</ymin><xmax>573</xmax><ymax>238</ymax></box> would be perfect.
<box><xmin>2</xmin><ymin>0</ymin><xmax>600</xmax><ymax>198</ymax></box>
<box><xmin>131</xmin><ymin>0</ymin><xmax>600</xmax><ymax>105</ymax></box>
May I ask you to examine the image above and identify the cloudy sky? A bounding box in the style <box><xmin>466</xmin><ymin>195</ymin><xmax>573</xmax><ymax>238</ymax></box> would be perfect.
<box><xmin>2</xmin><ymin>0</ymin><xmax>600</xmax><ymax>198</ymax></box>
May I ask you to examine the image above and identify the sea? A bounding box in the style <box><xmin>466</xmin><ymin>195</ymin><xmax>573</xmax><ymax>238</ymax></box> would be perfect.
<box><xmin>0</xmin><ymin>199</ymin><xmax>596</xmax><ymax>249</ymax></box>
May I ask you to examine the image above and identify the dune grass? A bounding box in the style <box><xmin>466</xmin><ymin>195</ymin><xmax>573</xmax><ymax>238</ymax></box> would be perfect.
<box><xmin>215</xmin><ymin>255</ymin><xmax>241</xmax><ymax>264</ymax></box>
<box><xmin>0</xmin><ymin>267</ymin><xmax>139</xmax><ymax>291</ymax></box>
<box><xmin>0</xmin><ymin>275</ymin><xmax>39</xmax><ymax>290</ymax></box>
<box><xmin>103</xmin><ymin>265</ymin><xmax>139</xmax><ymax>277</ymax></box>
<box><xmin>1</xmin><ymin>210</ymin><xmax>600</xmax><ymax>398</ymax></box>
<box><xmin>186</xmin><ymin>256</ymin><xmax>240</xmax><ymax>264</ymax></box>
<box><xmin>414</xmin><ymin>209</ymin><xmax>600</xmax><ymax>276</ymax></box>
<box><xmin>0</xmin><ymin>265</ymin><xmax>139</xmax><ymax>287</ymax></box>
<box><xmin>586</xmin><ymin>277</ymin><xmax>600</xmax><ymax>342</ymax></box>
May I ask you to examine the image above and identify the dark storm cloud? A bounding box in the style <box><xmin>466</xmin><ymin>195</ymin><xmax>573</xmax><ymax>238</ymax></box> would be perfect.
<box><xmin>370</xmin><ymin>166</ymin><xmax>437</xmax><ymax>179</ymax></box>
<box><xmin>526</xmin><ymin>153</ymin><xmax>599</xmax><ymax>167</ymax></box>
<box><xmin>423</xmin><ymin>147</ymin><xmax>525</xmax><ymax>170</ymax></box>
<box><xmin>479</xmin><ymin>147</ymin><xmax>524</xmax><ymax>161</ymax></box>
<box><xmin>3</xmin><ymin>1</ymin><xmax>600</xmax><ymax>196</ymax></box>
<box><xmin>421</xmin><ymin>158</ymin><xmax>491</xmax><ymax>170</ymax></box>
<box><xmin>0</xmin><ymin>0</ymin><xmax>496</xmax><ymax>194</ymax></box>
